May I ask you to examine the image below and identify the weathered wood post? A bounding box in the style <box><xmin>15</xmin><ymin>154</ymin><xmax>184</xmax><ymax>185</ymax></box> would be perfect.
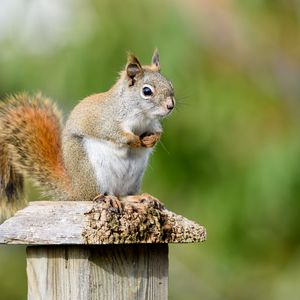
<box><xmin>0</xmin><ymin>198</ymin><xmax>206</xmax><ymax>299</ymax></box>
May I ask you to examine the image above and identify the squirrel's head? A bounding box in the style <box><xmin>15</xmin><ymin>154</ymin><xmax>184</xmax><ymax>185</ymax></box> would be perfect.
<box><xmin>118</xmin><ymin>49</ymin><xmax>175</xmax><ymax>119</ymax></box>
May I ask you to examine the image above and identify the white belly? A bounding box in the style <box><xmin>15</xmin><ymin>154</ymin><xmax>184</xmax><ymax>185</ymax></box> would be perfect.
<box><xmin>84</xmin><ymin>137</ymin><xmax>152</xmax><ymax>196</ymax></box>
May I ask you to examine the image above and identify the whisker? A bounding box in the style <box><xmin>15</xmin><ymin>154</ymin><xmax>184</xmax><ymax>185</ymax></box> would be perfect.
<box><xmin>175</xmin><ymin>101</ymin><xmax>190</xmax><ymax>106</ymax></box>
<box><xmin>176</xmin><ymin>94</ymin><xmax>192</xmax><ymax>102</ymax></box>
<box><xmin>159</xmin><ymin>139</ymin><xmax>170</xmax><ymax>155</ymax></box>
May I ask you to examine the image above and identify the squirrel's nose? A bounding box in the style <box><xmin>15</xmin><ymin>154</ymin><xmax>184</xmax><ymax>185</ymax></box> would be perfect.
<box><xmin>166</xmin><ymin>97</ymin><xmax>175</xmax><ymax>110</ymax></box>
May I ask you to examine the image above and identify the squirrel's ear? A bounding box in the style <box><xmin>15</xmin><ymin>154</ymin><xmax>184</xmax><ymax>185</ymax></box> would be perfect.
<box><xmin>151</xmin><ymin>48</ymin><xmax>160</xmax><ymax>72</ymax></box>
<box><xmin>126</xmin><ymin>53</ymin><xmax>143</xmax><ymax>85</ymax></box>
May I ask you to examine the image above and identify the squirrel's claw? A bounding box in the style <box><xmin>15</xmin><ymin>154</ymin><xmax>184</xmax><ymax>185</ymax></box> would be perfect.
<box><xmin>93</xmin><ymin>194</ymin><xmax>123</xmax><ymax>213</ymax></box>
<box><xmin>93</xmin><ymin>193</ymin><xmax>164</xmax><ymax>215</ymax></box>
<box><xmin>93</xmin><ymin>194</ymin><xmax>106</xmax><ymax>202</ymax></box>
<box><xmin>140</xmin><ymin>193</ymin><xmax>164</xmax><ymax>209</ymax></box>
<box><xmin>121</xmin><ymin>193</ymin><xmax>164</xmax><ymax>210</ymax></box>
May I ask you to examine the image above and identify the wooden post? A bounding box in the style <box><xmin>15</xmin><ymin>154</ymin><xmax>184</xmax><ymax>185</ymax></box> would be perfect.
<box><xmin>0</xmin><ymin>199</ymin><xmax>206</xmax><ymax>300</ymax></box>
<box><xmin>26</xmin><ymin>245</ymin><xmax>168</xmax><ymax>299</ymax></box>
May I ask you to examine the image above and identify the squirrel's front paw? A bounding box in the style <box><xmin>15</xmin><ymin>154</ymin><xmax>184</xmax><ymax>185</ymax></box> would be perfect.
<box><xmin>140</xmin><ymin>132</ymin><xmax>161</xmax><ymax>148</ymax></box>
<box><xmin>125</xmin><ymin>133</ymin><xmax>142</xmax><ymax>148</ymax></box>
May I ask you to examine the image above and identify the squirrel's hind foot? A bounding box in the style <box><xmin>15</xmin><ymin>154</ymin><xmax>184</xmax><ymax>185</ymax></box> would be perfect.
<box><xmin>93</xmin><ymin>194</ymin><xmax>123</xmax><ymax>213</ymax></box>
<box><xmin>92</xmin><ymin>193</ymin><xmax>164</xmax><ymax>214</ymax></box>
<box><xmin>121</xmin><ymin>193</ymin><xmax>164</xmax><ymax>211</ymax></box>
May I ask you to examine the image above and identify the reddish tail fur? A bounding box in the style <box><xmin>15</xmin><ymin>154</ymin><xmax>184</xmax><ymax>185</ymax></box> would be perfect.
<box><xmin>0</xmin><ymin>93</ymin><xmax>70</xmax><ymax>218</ymax></box>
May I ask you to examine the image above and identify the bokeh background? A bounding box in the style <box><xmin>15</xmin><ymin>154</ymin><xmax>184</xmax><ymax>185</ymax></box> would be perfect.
<box><xmin>1</xmin><ymin>0</ymin><xmax>300</xmax><ymax>299</ymax></box>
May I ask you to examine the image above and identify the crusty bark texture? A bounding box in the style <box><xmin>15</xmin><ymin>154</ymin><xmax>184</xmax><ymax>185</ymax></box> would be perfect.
<box><xmin>83</xmin><ymin>195</ymin><xmax>206</xmax><ymax>244</ymax></box>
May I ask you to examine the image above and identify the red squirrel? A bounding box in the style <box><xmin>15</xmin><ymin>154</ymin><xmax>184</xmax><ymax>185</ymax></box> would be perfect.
<box><xmin>0</xmin><ymin>50</ymin><xmax>175</xmax><ymax>218</ymax></box>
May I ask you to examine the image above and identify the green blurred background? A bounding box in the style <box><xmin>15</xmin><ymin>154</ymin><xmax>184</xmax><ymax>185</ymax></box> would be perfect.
<box><xmin>1</xmin><ymin>0</ymin><xmax>300</xmax><ymax>299</ymax></box>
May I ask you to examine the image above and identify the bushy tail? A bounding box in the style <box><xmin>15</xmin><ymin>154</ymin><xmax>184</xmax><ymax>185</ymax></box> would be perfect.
<box><xmin>0</xmin><ymin>93</ymin><xmax>70</xmax><ymax>219</ymax></box>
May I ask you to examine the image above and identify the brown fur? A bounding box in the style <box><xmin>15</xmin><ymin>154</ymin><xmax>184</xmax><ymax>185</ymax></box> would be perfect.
<box><xmin>0</xmin><ymin>93</ymin><xmax>70</xmax><ymax>218</ymax></box>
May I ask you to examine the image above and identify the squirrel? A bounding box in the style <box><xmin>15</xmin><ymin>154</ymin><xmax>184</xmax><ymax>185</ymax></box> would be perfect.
<box><xmin>0</xmin><ymin>49</ymin><xmax>175</xmax><ymax>218</ymax></box>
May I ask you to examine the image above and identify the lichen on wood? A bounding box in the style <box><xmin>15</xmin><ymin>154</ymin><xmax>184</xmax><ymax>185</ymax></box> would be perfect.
<box><xmin>82</xmin><ymin>195</ymin><xmax>206</xmax><ymax>244</ymax></box>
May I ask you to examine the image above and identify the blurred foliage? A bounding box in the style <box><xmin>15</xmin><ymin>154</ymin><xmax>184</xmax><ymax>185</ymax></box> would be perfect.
<box><xmin>1</xmin><ymin>0</ymin><xmax>300</xmax><ymax>299</ymax></box>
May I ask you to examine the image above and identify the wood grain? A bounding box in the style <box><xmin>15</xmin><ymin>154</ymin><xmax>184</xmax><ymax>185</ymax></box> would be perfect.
<box><xmin>27</xmin><ymin>245</ymin><xmax>168</xmax><ymax>300</ymax></box>
<box><xmin>27</xmin><ymin>246</ymin><xmax>90</xmax><ymax>300</ymax></box>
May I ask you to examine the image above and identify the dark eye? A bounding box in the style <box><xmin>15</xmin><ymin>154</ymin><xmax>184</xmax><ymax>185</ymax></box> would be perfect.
<box><xmin>143</xmin><ymin>86</ymin><xmax>153</xmax><ymax>96</ymax></box>
<box><xmin>141</xmin><ymin>84</ymin><xmax>155</xmax><ymax>99</ymax></box>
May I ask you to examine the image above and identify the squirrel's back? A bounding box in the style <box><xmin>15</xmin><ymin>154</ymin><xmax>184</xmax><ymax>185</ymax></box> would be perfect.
<box><xmin>0</xmin><ymin>93</ymin><xmax>69</xmax><ymax>218</ymax></box>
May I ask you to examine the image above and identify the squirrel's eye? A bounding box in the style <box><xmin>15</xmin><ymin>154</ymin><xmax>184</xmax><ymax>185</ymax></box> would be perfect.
<box><xmin>141</xmin><ymin>85</ymin><xmax>154</xmax><ymax>99</ymax></box>
<box><xmin>143</xmin><ymin>87</ymin><xmax>153</xmax><ymax>96</ymax></box>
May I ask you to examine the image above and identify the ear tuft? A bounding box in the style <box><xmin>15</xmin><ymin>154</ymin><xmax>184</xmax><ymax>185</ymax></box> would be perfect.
<box><xmin>151</xmin><ymin>48</ymin><xmax>160</xmax><ymax>71</ymax></box>
<box><xmin>126</xmin><ymin>53</ymin><xmax>143</xmax><ymax>85</ymax></box>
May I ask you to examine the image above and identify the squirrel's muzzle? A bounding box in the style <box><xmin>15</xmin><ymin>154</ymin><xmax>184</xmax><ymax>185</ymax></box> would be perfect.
<box><xmin>166</xmin><ymin>96</ymin><xmax>175</xmax><ymax>111</ymax></box>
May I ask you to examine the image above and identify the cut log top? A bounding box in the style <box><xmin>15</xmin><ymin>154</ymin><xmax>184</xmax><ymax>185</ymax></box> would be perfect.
<box><xmin>0</xmin><ymin>197</ymin><xmax>206</xmax><ymax>245</ymax></box>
